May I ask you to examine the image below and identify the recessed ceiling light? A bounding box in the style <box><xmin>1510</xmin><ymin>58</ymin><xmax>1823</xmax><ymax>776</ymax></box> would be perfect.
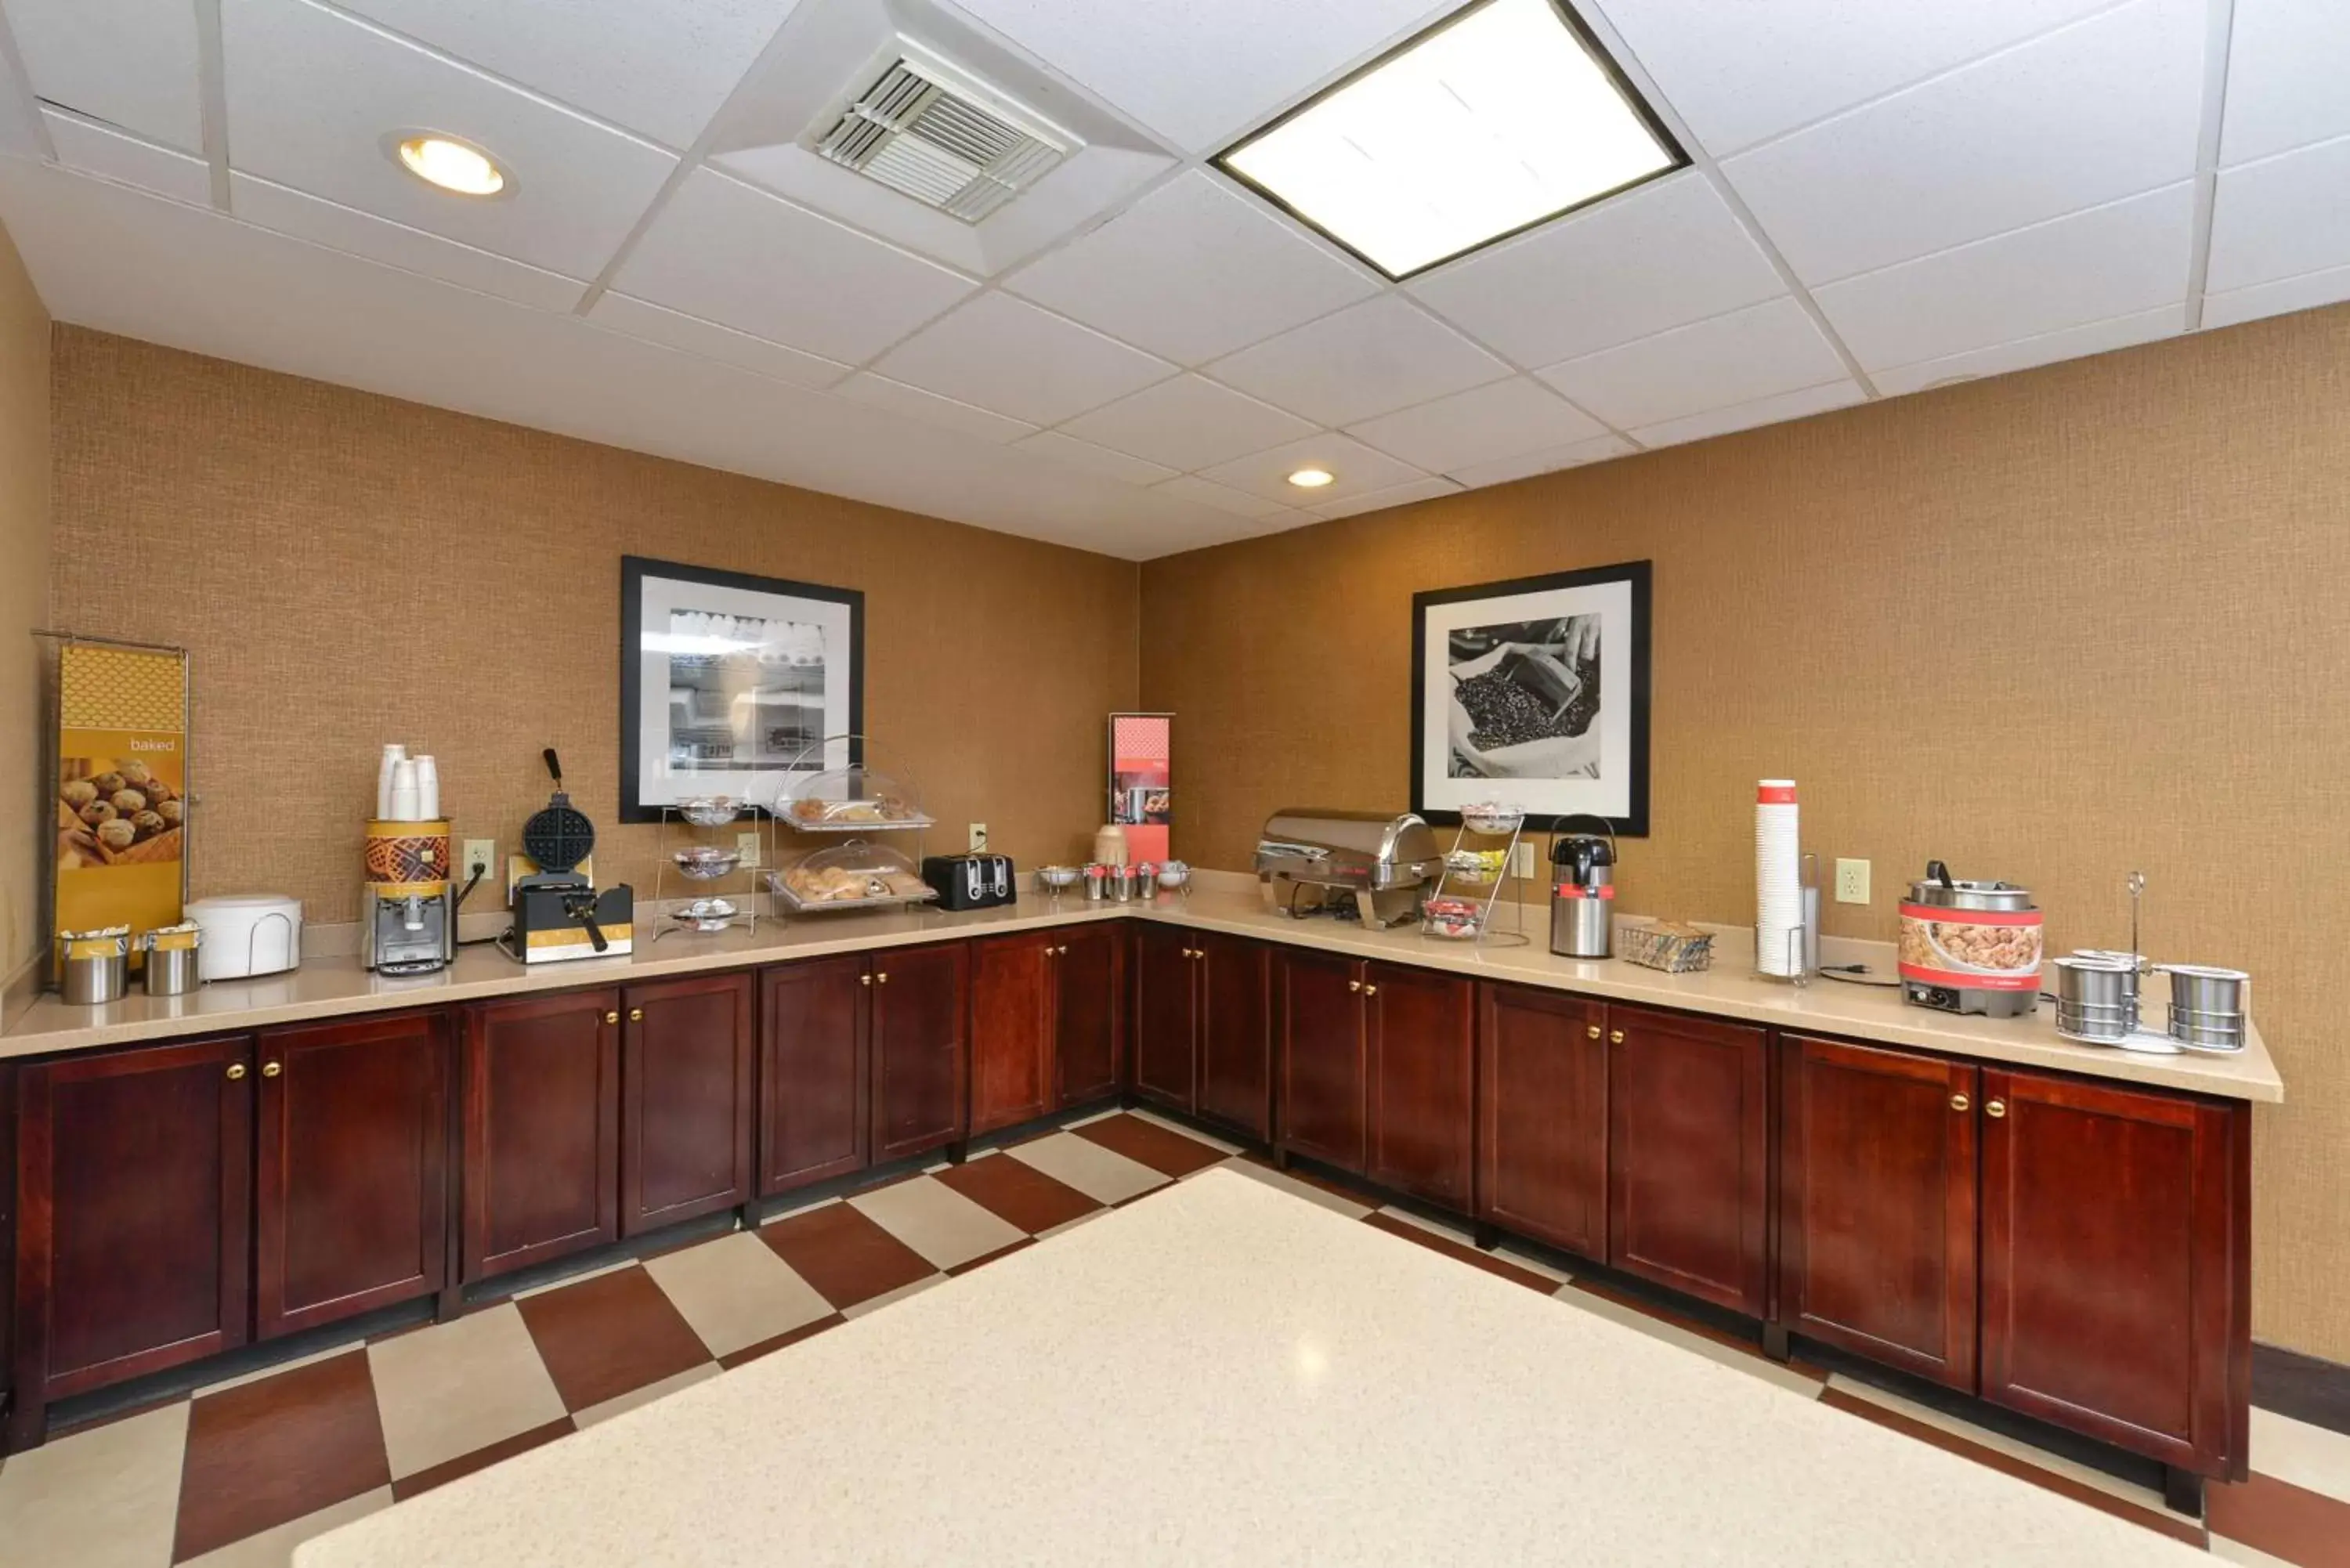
<box><xmin>392</xmin><ymin>133</ymin><xmax>508</xmax><ymax>197</ymax></box>
<box><xmin>1288</xmin><ymin>467</ymin><xmax>1336</xmax><ymax>488</ymax></box>
<box><xmin>1215</xmin><ymin>0</ymin><xmax>1683</xmax><ymax>280</ymax></box>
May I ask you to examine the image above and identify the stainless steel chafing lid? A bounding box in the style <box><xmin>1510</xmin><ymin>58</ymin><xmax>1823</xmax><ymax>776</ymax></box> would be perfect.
<box><xmin>1256</xmin><ymin>808</ymin><xmax>1438</xmax><ymax>874</ymax></box>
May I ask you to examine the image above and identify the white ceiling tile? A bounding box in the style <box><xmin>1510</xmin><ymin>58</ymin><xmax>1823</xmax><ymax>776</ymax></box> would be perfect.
<box><xmin>1595</xmin><ymin>0</ymin><xmax>2112</xmax><ymax>157</ymax></box>
<box><xmin>1871</xmin><ymin>305</ymin><xmax>2183</xmax><ymax>396</ymax></box>
<box><xmin>1055</xmin><ymin>374</ymin><xmax>1314</xmax><ymax>472</ymax></box>
<box><xmin>1628</xmin><ymin>378</ymin><xmax>1866</xmax><ymax>450</ymax></box>
<box><xmin>588</xmin><ymin>292</ymin><xmax>847</xmax><ymax>388</ymax></box>
<box><xmin>1534</xmin><ymin>298</ymin><xmax>1846</xmax><ymax>429</ymax></box>
<box><xmin>1307</xmin><ymin>475</ymin><xmax>1463</xmax><ymax>521</ymax></box>
<box><xmin>1004</xmin><ymin>170</ymin><xmax>1379</xmax><ymax>366</ymax></box>
<box><xmin>1206</xmin><ymin>294</ymin><xmax>1511</xmax><ymax>427</ymax></box>
<box><xmin>1013</xmin><ymin>430</ymin><xmax>1178</xmax><ymax>486</ymax></box>
<box><xmin>949</xmin><ymin>0</ymin><xmax>1444</xmax><ymax>152</ymax></box>
<box><xmin>1345</xmin><ymin>378</ymin><xmax>1606</xmax><ymax>475</ymax></box>
<box><xmin>231</xmin><ymin>172</ymin><xmax>587</xmax><ymax>310</ymax></box>
<box><xmin>1446</xmin><ymin>432</ymin><xmax>1635</xmax><ymax>490</ymax></box>
<box><xmin>219</xmin><ymin>0</ymin><xmax>678</xmax><ymax>278</ymax></box>
<box><xmin>2202</xmin><ymin>260</ymin><xmax>2350</xmax><ymax>331</ymax></box>
<box><xmin>1813</xmin><ymin>182</ymin><xmax>2196</xmax><ymax>370</ymax></box>
<box><xmin>613</xmin><ymin>168</ymin><xmax>974</xmax><ymax>366</ymax></box>
<box><xmin>1150</xmin><ymin>474</ymin><xmax>1296</xmax><ymax>519</ymax></box>
<box><xmin>0</xmin><ymin>34</ymin><xmax>36</xmax><ymax>157</ymax></box>
<box><xmin>4</xmin><ymin>0</ymin><xmax>204</xmax><ymax>150</ymax></box>
<box><xmin>2220</xmin><ymin>0</ymin><xmax>2350</xmax><ymax>166</ymax></box>
<box><xmin>41</xmin><ymin>107</ymin><xmax>210</xmax><ymax>204</ymax></box>
<box><xmin>2207</xmin><ymin>135</ymin><xmax>2350</xmax><ymax>294</ymax></box>
<box><xmin>870</xmin><ymin>292</ymin><xmax>1173</xmax><ymax>426</ymax></box>
<box><xmin>1720</xmin><ymin>0</ymin><xmax>2205</xmax><ymax>287</ymax></box>
<box><xmin>1408</xmin><ymin>173</ymin><xmax>1784</xmax><ymax>367</ymax></box>
<box><xmin>832</xmin><ymin>371</ymin><xmax>1037</xmax><ymax>443</ymax></box>
<box><xmin>1194</xmin><ymin>432</ymin><xmax>1424</xmax><ymax>505</ymax></box>
<box><xmin>334</xmin><ymin>0</ymin><xmax>801</xmax><ymax>149</ymax></box>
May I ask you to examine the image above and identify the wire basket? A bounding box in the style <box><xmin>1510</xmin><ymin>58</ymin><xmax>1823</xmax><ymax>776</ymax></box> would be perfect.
<box><xmin>1621</xmin><ymin>921</ymin><xmax>1715</xmax><ymax>974</ymax></box>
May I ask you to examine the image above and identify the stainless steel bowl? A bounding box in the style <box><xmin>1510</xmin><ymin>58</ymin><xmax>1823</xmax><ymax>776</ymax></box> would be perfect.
<box><xmin>673</xmin><ymin>847</ymin><xmax>742</xmax><ymax>881</ymax></box>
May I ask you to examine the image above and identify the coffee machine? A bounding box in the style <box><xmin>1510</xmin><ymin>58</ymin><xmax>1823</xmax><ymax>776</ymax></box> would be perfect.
<box><xmin>363</xmin><ymin>819</ymin><xmax>456</xmax><ymax>974</ymax></box>
<box><xmin>1549</xmin><ymin>826</ymin><xmax>1617</xmax><ymax>960</ymax></box>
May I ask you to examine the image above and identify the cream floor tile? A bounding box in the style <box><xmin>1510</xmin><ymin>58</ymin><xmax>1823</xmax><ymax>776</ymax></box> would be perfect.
<box><xmin>1822</xmin><ymin>1375</ymin><xmax>2165</xmax><ymax>1510</ymax></box>
<box><xmin>2209</xmin><ymin>1535</ymin><xmax>2297</xmax><ymax>1566</ymax></box>
<box><xmin>643</xmin><ymin>1231</ymin><xmax>833</xmax><ymax>1359</ymax></box>
<box><xmin>2249</xmin><ymin>1406</ymin><xmax>2350</xmax><ymax>1503</ymax></box>
<box><xmin>850</xmin><ymin>1177</ymin><xmax>1028</xmax><ymax>1270</ymax></box>
<box><xmin>1218</xmin><ymin>1158</ymin><xmax>1374</xmax><ymax>1219</ymax></box>
<box><xmin>0</xmin><ymin>1400</ymin><xmax>188</xmax><ymax>1568</ymax></box>
<box><xmin>1127</xmin><ymin>1107</ymin><xmax>1242</xmax><ymax>1154</ymax></box>
<box><xmin>181</xmin><ymin>1485</ymin><xmax>391</xmax><ymax>1567</ymax></box>
<box><xmin>841</xmin><ymin>1274</ymin><xmax>945</xmax><ymax>1319</ymax></box>
<box><xmin>572</xmin><ymin>1364</ymin><xmax>719</xmax><ymax>1429</ymax></box>
<box><xmin>1006</xmin><ymin>1131</ymin><xmax>1168</xmax><ymax>1205</ymax></box>
<box><xmin>1559</xmin><ymin>1288</ymin><xmax>1823</xmax><ymax>1400</ymax></box>
<box><xmin>367</xmin><ymin>1302</ymin><xmax>567</xmax><ymax>1480</ymax></box>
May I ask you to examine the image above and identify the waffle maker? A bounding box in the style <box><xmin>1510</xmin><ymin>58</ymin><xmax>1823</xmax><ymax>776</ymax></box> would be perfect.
<box><xmin>499</xmin><ymin>748</ymin><xmax>634</xmax><ymax>964</ymax></box>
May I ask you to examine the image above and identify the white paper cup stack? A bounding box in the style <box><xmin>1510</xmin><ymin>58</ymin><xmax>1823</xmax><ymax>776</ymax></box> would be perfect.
<box><xmin>1755</xmin><ymin>780</ymin><xmax>1803</xmax><ymax>976</ymax></box>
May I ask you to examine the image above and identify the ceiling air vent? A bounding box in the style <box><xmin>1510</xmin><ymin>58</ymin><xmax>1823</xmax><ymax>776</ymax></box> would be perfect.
<box><xmin>815</xmin><ymin>50</ymin><xmax>1072</xmax><ymax>223</ymax></box>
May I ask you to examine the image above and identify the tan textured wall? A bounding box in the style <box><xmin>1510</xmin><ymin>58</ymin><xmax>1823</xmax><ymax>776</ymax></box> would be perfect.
<box><xmin>49</xmin><ymin>329</ymin><xmax>1139</xmax><ymax>925</ymax></box>
<box><xmin>1142</xmin><ymin>305</ymin><xmax>2350</xmax><ymax>1362</ymax></box>
<box><xmin>0</xmin><ymin>219</ymin><xmax>49</xmax><ymax>978</ymax></box>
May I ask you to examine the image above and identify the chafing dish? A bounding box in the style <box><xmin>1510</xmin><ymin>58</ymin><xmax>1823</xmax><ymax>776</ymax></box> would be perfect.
<box><xmin>1255</xmin><ymin>808</ymin><xmax>1441</xmax><ymax>928</ymax></box>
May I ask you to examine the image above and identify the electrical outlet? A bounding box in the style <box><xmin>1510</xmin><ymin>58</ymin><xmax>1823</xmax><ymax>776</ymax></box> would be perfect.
<box><xmin>1835</xmin><ymin>858</ymin><xmax>1871</xmax><ymax>905</ymax></box>
<box><xmin>1510</xmin><ymin>841</ymin><xmax>1535</xmax><ymax>880</ymax></box>
<box><xmin>969</xmin><ymin>822</ymin><xmax>989</xmax><ymax>853</ymax></box>
<box><xmin>462</xmin><ymin>839</ymin><xmax>496</xmax><ymax>884</ymax></box>
<box><xmin>736</xmin><ymin>830</ymin><xmax>762</xmax><ymax>869</ymax></box>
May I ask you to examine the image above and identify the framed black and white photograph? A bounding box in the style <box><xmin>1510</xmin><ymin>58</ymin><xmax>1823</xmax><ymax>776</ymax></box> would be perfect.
<box><xmin>1412</xmin><ymin>559</ymin><xmax>1651</xmax><ymax>835</ymax></box>
<box><xmin>620</xmin><ymin>556</ymin><xmax>862</xmax><ymax>822</ymax></box>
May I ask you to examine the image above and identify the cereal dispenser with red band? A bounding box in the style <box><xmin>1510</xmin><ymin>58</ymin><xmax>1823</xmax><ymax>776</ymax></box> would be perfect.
<box><xmin>1898</xmin><ymin>859</ymin><xmax>2043</xmax><ymax>1017</ymax></box>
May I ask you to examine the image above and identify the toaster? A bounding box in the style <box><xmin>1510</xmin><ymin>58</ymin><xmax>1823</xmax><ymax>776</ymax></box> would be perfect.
<box><xmin>922</xmin><ymin>854</ymin><xmax>1018</xmax><ymax>911</ymax></box>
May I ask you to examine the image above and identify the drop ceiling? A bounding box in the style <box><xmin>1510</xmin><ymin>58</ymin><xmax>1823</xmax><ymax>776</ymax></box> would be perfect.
<box><xmin>0</xmin><ymin>0</ymin><xmax>2341</xmax><ymax>560</ymax></box>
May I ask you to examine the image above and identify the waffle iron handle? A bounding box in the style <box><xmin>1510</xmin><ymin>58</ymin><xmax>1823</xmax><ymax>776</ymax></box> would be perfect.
<box><xmin>543</xmin><ymin>748</ymin><xmax>564</xmax><ymax>789</ymax></box>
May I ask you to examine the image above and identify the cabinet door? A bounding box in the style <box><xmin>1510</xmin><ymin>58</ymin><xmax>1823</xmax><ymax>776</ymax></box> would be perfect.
<box><xmin>970</xmin><ymin>932</ymin><xmax>1054</xmax><ymax>1136</ymax></box>
<box><xmin>1197</xmin><ymin>932</ymin><xmax>1271</xmax><ymax>1139</ymax></box>
<box><xmin>1054</xmin><ymin>923</ymin><xmax>1126</xmax><ymax>1108</ymax></box>
<box><xmin>12</xmin><ymin>1035</ymin><xmax>253</xmax><ymax>1429</ymax></box>
<box><xmin>1478</xmin><ymin>984</ymin><xmax>1607</xmax><ymax>1258</ymax></box>
<box><xmin>871</xmin><ymin>943</ymin><xmax>969</xmax><ymax>1163</ymax></box>
<box><xmin>255</xmin><ymin>1011</ymin><xmax>450</xmax><ymax>1341</ymax></box>
<box><xmin>1278</xmin><ymin>949</ymin><xmax>1365</xmax><ymax>1174</ymax></box>
<box><xmin>621</xmin><ymin>974</ymin><xmax>753</xmax><ymax>1236</ymax></box>
<box><xmin>1980</xmin><ymin>1069</ymin><xmax>2246</xmax><ymax>1473</ymax></box>
<box><xmin>1365</xmin><ymin>963</ymin><xmax>1474</xmax><ymax>1209</ymax></box>
<box><xmin>462</xmin><ymin>989</ymin><xmax>620</xmax><ymax>1281</ymax></box>
<box><xmin>1607</xmin><ymin>1006</ymin><xmax>1770</xmax><ymax>1317</ymax></box>
<box><xmin>759</xmin><ymin>956</ymin><xmax>870</xmax><ymax>1197</ymax></box>
<box><xmin>1130</xmin><ymin>923</ymin><xmax>1197</xmax><ymax>1111</ymax></box>
<box><xmin>1778</xmin><ymin>1035</ymin><xmax>1977</xmax><ymax>1389</ymax></box>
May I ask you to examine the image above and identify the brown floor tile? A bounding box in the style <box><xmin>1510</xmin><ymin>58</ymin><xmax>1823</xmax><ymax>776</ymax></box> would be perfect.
<box><xmin>1817</xmin><ymin>1388</ymin><xmax>2207</xmax><ymax>1548</ymax></box>
<box><xmin>932</xmin><ymin>1155</ymin><xmax>1101</xmax><ymax>1234</ymax></box>
<box><xmin>1072</xmin><ymin>1113</ymin><xmax>1228</xmax><ymax>1178</ymax></box>
<box><xmin>2207</xmin><ymin>1470</ymin><xmax>2350</xmax><ymax>1566</ymax></box>
<box><xmin>1561</xmin><ymin>1278</ymin><xmax>1776</xmax><ymax>1359</ymax></box>
<box><xmin>389</xmin><ymin>1418</ymin><xmax>573</xmax><ymax>1501</ymax></box>
<box><xmin>759</xmin><ymin>1201</ymin><xmax>938</xmax><ymax>1310</ymax></box>
<box><xmin>514</xmin><ymin>1266</ymin><xmax>713</xmax><ymax>1415</ymax></box>
<box><xmin>173</xmin><ymin>1349</ymin><xmax>390</xmax><ymax>1562</ymax></box>
<box><xmin>717</xmin><ymin>1314</ymin><xmax>846</xmax><ymax>1371</ymax></box>
<box><xmin>1362</xmin><ymin>1212</ymin><xmax>1556</xmax><ymax>1293</ymax></box>
<box><xmin>946</xmin><ymin>1237</ymin><xmax>1036</xmax><ymax>1275</ymax></box>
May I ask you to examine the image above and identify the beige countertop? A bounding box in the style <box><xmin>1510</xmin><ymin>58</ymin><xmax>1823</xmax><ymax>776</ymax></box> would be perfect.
<box><xmin>296</xmin><ymin>1168</ymin><xmax>2204</xmax><ymax>1568</ymax></box>
<box><xmin>0</xmin><ymin>877</ymin><xmax>2281</xmax><ymax>1103</ymax></box>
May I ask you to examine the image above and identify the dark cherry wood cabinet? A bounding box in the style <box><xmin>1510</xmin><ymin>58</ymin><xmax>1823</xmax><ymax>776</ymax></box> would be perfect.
<box><xmin>1131</xmin><ymin>921</ymin><xmax>1198</xmax><ymax>1110</ymax></box>
<box><xmin>620</xmin><ymin>974</ymin><xmax>753</xmax><ymax>1236</ymax></box>
<box><xmin>461</xmin><ymin>989</ymin><xmax>620</xmax><ymax>1282</ymax></box>
<box><xmin>1365</xmin><ymin>963</ymin><xmax>1474</xmax><ymax>1209</ymax></box>
<box><xmin>870</xmin><ymin>942</ymin><xmax>968</xmax><ymax>1162</ymax></box>
<box><xmin>971</xmin><ymin>932</ymin><xmax>1055</xmax><ymax>1136</ymax></box>
<box><xmin>11</xmin><ymin>1035</ymin><xmax>254</xmax><ymax>1447</ymax></box>
<box><xmin>1607</xmin><ymin>1005</ymin><xmax>1770</xmax><ymax>1317</ymax></box>
<box><xmin>1777</xmin><ymin>1035</ymin><xmax>1977</xmax><ymax>1389</ymax></box>
<box><xmin>1054</xmin><ymin>923</ymin><xmax>1126</xmax><ymax>1108</ymax></box>
<box><xmin>1979</xmin><ymin>1068</ymin><xmax>2248</xmax><ymax>1476</ymax></box>
<box><xmin>1277</xmin><ymin>949</ymin><xmax>1368</xmax><ymax>1173</ymax></box>
<box><xmin>1195</xmin><ymin>931</ymin><xmax>1271</xmax><ymax>1139</ymax></box>
<box><xmin>1477</xmin><ymin>983</ymin><xmax>1608</xmax><ymax>1258</ymax></box>
<box><xmin>255</xmin><ymin>1010</ymin><xmax>451</xmax><ymax>1341</ymax></box>
<box><xmin>758</xmin><ymin>956</ymin><xmax>869</xmax><ymax>1196</ymax></box>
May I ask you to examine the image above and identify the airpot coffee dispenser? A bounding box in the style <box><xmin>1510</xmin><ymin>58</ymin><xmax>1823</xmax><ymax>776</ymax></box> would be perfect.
<box><xmin>1549</xmin><ymin>822</ymin><xmax>1617</xmax><ymax>959</ymax></box>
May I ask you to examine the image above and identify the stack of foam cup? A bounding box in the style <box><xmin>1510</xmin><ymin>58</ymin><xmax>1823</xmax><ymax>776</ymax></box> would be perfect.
<box><xmin>1755</xmin><ymin>779</ymin><xmax>1803</xmax><ymax>977</ymax></box>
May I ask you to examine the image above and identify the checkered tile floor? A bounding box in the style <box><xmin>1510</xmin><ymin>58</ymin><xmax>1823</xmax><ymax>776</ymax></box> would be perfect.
<box><xmin>1</xmin><ymin>1107</ymin><xmax>2344</xmax><ymax>1566</ymax></box>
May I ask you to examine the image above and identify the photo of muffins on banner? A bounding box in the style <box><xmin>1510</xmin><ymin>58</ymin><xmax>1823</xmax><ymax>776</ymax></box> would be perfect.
<box><xmin>57</xmin><ymin>752</ymin><xmax>185</xmax><ymax>870</ymax></box>
<box><xmin>52</xmin><ymin>641</ymin><xmax>191</xmax><ymax>948</ymax></box>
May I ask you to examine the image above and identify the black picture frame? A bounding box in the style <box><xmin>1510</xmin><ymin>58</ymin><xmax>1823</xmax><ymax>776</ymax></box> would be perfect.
<box><xmin>619</xmin><ymin>555</ymin><xmax>864</xmax><ymax>824</ymax></box>
<box><xmin>1410</xmin><ymin>559</ymin><xmax>1652</xmax><ymax>836</ymax></box>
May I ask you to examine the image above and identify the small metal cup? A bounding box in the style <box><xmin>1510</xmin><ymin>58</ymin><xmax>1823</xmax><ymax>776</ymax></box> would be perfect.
<box><xmin>57</xmin><ymin>927</ymin><xmax>131</xmax><ymax>1006</ymax></box>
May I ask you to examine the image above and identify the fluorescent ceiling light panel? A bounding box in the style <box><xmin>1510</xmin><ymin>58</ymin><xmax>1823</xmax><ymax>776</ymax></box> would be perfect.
<box><xmin>1216</xmin><ymin>0</ymin><xmax>1682</xmax><ymax>279</ymax></box>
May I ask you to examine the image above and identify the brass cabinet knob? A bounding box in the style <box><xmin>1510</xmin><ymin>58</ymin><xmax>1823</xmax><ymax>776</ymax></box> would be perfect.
<box><xmin>1608</xmin><ymin>1029</ymin><xmax>1625</xmax><ymax>1044</ymax></box>
<box><xmin>1986</xmin><ymin>1099</ymin><xmax>2006</xmax><ymax>1118</ymax></box>
<box><xmin>262</xmin><ymin>1061</ymin><xmax>283</xmax><ymax>1078</ymax></box>
<box><xmin>1950</xmin><ymin>1092</ymin><xmax>1969</xmax><ymax>1112</ymax></box>
<box><xmin>859</xmin><ymin>974</ymin><xmax>872</xmax><ymax>987</ymax></box>
<box><xmin>1585</xmin><ymin>1024</ymin><xmax>1603</xmax><ymax>1040</ymax></box>
<box><xmin>628</xmin><ymin>1008</ymin><xmax>643</xmax><ymax>1022</ymax></box>
<box><xmin>1058</xmin><ymin>945</ymin><xmax>1069</xmax><ymax>956</ymax></box>
<box><xmin>1347</xmin><ymin>979</ymin><xmax>1361</xmax><ymax>992</ymax></box>
<box><xmin>1362</xmin><ymin>985</ymin><xmax>1378</xmax><ymax>997</ymax></box>
<box><xmin>877</xmin><ymin>972</ymin><xmax>889</xmax><ymax>985</ymax></box>
<box><xmin>604</xmin><ymin>1010</ymin><xmax>619</xmax><ymax>1024</ymax></box>
<box><xmin>225</xmin><ymin>1063</ymin><xmax>247</xmax><ymax>1081</ymax></box>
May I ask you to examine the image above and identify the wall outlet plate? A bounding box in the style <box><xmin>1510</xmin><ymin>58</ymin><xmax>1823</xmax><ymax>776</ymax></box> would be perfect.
<box><xmin>1509</xmin><ymin>841</ymin><xmax>1535</xmax><ymax>880</ymax></box>
<box><xmin>462</xmin><ymin>839</ymin><xmax>497</xmax><ymax>898</ymax></box>
<box><xmin>1835</xmin><ymin>858</ymin><xmax>1871</xmax><ymax>905</ymax></box>
<box><xmin>736</xmin><ymin>829</ymin><xmax>762</xmax><ymax>869</ymax></box>
<box><xmin>969</xmin><ymin>822</ymin><xmax>989</xmax><ymax>853</ymax></box>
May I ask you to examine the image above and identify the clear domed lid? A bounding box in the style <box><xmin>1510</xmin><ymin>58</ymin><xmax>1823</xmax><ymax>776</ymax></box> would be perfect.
<box><xmin>768</xmin><ymin>838</ymin><xmax>935</xmax><ymax>909</ymax></box>
<box><xmin>780</xmin><ymin>764</ymin><xmax>931</xmax><ymax>831</ymax></box>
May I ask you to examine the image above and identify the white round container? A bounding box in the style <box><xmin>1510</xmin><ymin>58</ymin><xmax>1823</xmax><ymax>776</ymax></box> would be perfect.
<box><xmin>185</xmin><ymin>894</ymin><xmax>304</xmax><ymax>981</ymax></box>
